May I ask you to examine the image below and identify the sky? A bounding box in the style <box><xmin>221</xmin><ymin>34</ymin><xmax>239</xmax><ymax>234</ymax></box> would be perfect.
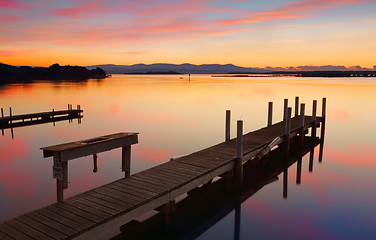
<box><xmin>1</xmin><ymin>0</ymin><xmax>376</xmax><ymax>68</ymax></box>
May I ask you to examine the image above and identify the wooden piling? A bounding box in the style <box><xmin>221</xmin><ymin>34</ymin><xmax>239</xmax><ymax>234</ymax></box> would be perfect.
<box><xmin>235</xmin><ymin>120</ymin><xmax>243</xmax><ymax>185</ymax></box>
<box><xmin>283</xmin><ymin>99</ymin><xmax>288</xmax><ymax>120</ymax></box>
<box><xmin>284</xmin><ymin>107</ymin><xmax>292</xmax><ymax>154</ymax></box>
<box><xmin>93</xmin><ymin>154</ymin><xmax>98</xmax><ymax>172</ymax></box>
<box><xmin>311</xmin><ymin>100</ymin><xmax>317</xmax><ymax>138</ymax></box>
<box><xmin>268</xmin><ymin>102</ymin><xmax>273</xmax><ymax>126</ymax></box>
<box><xmin>295</xmin><ymin>96</ymin><xmax>299</xmax><ymax>117</ymax></box>
<box><xmin>225</xmin><ymin>110</ymin><xmax>231</xmax><ymax>141</ymax></box>
<box><xmin>296</xmin><ymin>157</ymin><xmax>302</xmax><ymax>184</ymax></box>
<box><xmin>283</xmin><ymin>169</ymin><xmax>288</xmax><ymax>198</ymax></box>
<box><xmin>122</xmin><ymin>146</ymin><xmax>131</xmax><ymax>178</ymax></box>
<box><xmin>299</xmin><ymin>103</ymin><xmax>305</xmax><ymax>144</ymax></box>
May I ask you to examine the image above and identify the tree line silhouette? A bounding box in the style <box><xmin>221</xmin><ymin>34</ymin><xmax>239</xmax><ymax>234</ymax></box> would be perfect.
<box><xmin>0</xmin><ymin>63</ymin><xmax>107</xmax><ymax>83</ymax></box>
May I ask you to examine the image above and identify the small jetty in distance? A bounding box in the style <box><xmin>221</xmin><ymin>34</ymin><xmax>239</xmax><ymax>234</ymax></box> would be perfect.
<box><xmin>0</xmin><ymin>97</ymin><xmax>326</xmax><ymax>240</ymax></box>
<box><xmin>0</xmin><ymin>105</ymin><xmax>82</xmax><ymax>138</ymax></box>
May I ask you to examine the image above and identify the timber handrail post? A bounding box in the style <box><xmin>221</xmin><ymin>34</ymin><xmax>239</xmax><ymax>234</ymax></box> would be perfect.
<box><xmin>268</xmin><ymin>102</ymin><xmax>273</xmax><ymax>126</ymax></box>
<box><xmin>283</xmin><ymin>99</ymin><xmax>288</xmax><ymax>121</ymax></box>
<box><xmin>122</xmin><ymin>146</ymin><xmax>131</xmax><ymax>177</ymax></box>
<box><xmin>295</xmin><ymin>96</ymin><xmax>299</xmax><ymax>117</ymax></box>
<box><xmin>235</xmin><ymin>120</ymin><xmax>243</xmax><ymax>185</ymax></box>
<box><xmin>311</xmin><ymin>100</ymin><xmax>317</xmax><ymax>138</ymax></box>
<box><xmin>225</xmin><ymin>110</ymin><xmax>231</xmax><ymax>141</ymax></box>
<box><xmin>285</xmin><ymin>107</ymin><xmax>292</xmax><ymax>154</ymax></box>
<box><xmin>321</xmin><ymin>98</ymin><xmax>326</xmax><ymax>133</ymax></box>
<box><xmin>9</xmin><ymin>107</ymin><xmax>12</xmax><ymax>124</ymax></box>
<box><xmin>299</xmin><ymin>103</ymin><xmax>305</xmax><ymax>144</ymax></box>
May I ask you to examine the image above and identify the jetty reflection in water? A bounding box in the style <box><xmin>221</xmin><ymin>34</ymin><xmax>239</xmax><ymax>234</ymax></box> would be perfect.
<box><xmin>112</xmin><ymin>134</ymin><xmax>324</xmax><ymax>240</ymax></box>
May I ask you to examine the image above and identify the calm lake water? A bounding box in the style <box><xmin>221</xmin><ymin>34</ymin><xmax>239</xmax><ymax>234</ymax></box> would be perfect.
<box><xmin>1</xmin><ymin>74</ymin><xmax>375</xmax><ymax>239</ymax></box>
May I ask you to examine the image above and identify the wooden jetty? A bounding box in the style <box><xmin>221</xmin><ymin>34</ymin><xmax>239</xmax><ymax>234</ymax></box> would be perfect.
<box><xmin>0</xmin><ymin>105</ymin><xmax>83</xmax><ymax>138</ymax></box>
<box><xmin>114</xmin><ymin>136</ymin><xmax>323</xmax><ymax>240</ymax></box>
<box><xmin>0</xmin><ymin>97</ymin><xmax>326</xmax><ymax>240</ymax></box>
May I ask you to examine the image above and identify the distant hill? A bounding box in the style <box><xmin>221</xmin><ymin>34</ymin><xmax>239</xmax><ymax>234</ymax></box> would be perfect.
<box><xmin>0</xmin><ymin>63</ymin><xmax>107</xmax><ymax>83</ymax></box>
<box><xmin>86</xmin><ymin>63</ymin><xmax>268</xmax><ymax>74</ymax></box>
<box><xmin>87</xmin><ymin>63</ymin><xmax>376</xmax><ymax>74</ymax></box>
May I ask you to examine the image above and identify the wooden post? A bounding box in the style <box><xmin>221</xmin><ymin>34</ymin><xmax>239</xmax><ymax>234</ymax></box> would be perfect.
<box><xmin>62</xmin><ymin>162</ymin><xmax>68</xmax><ymax>189</ymax></box>
<box><xmin>296</xmin><ymin>156</ymin><xmax>302</xmax><ymax>184</ymax></box>
<box><xmin>9</xmin><ymin>107</ymin><xmax>14</xmax><ymax>139</ymax></box>
<box><xmin>321</xmin><ymin>97</ymin><xmax>326</xmax><ymax>138</ymax></box>
<box><xmin>122</xmin><ymin>146</ymin><xmax>131</xmax><ymax>177</ymax></box>
<box><xmin>309</xmin><ymin>149</ymin><xmax>314</xmax><ymax>172</ymax></box>
<box><xmin>52</xmin><ymin>109</ymin><xmax>55</xmax><ymax>127</ymax></box>
<box><xmin>225</xmin><ymin>110</ymin><xmax>231</xmax><ymax>141</ymax></box>
<box><xmin>235</xmin><ymin>120</ymin><xmax>243</xmax><ymax>185</ymax></box>
<box><xmin>268</xmin><ymin>102</ymin><xmax>273</xmax><ymax>126</ymax></box>
<box><xmin>93</xmin><ymin>154</ymin><xmax>98</xmax><ymax>172</ymax></box>
<box><xmin>283</xmin><ymin>99</ymin><xmax>288</xmax><ymax>120</ymax></box>
<box><xmin>285</xmin><ymin>107</ymin><xmax>292</xmax><ymax>154</ymax></box>
<box><xmin>311</xmin><ymin>100</ymin><xmax>317</xmax><ymax>138</ymax></box>
<box><xmin>283</xmin><ymin>168</ymin><xmax>288</xmax><ymax>199</ymax></box>
<box><xmin>299</xmin><ymin>103</ymin><xmax>305</xmax><ymax>144</ymax></box>
<box><xmin>295</xmin><ymin>96</ymin><xmax>299</xmax><ymax>117</ymax></box>
<box><xmin>53</xmin><ymin>152</ymin><xmax>64</xmax><ymax>202</ymax></box>
<box><xmin>9</xmin><ymin>107</ymin><xmax>12</xmax><ymax>125</ymax></box>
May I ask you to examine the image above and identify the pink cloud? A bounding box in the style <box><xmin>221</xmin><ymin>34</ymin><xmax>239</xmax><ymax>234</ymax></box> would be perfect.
<box><xmin>0</xmin><ymin>0</ymin><xmax>25</xmax><ymax>9</ymax></box>
<box><xmin>51</xmin><ymin>2</ymin><xmax>106</xmax><ymax>18</ymax></box>
<box><xmin>0</xmin><ymin>15</ymin><xmax>24</xmax><ymax>22</ymax></box>
<box><xmin>220</xmin><ymin>0</ymin><xmax>367</xmax><ymax>26</ymax></box>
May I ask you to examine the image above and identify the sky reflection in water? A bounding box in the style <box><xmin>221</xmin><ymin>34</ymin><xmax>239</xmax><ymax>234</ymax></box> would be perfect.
<box><xmin>0</xmin><ymin>75</ymin><xmax>375</xmax><ymax>239</ymax></box>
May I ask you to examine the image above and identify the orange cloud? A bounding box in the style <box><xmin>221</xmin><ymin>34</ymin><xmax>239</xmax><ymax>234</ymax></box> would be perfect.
<box><xmin>325</xmin><ymin>144</ymin><xmax>376</xmax><ymax>168</ymax></box>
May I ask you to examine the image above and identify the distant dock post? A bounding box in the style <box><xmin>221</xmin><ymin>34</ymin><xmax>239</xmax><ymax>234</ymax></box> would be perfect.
<box><xmin>299</xmin><ymin>103</ymin><xmax>305</xmax><ymax>144</ymax></box>
<box><xmin>235</xmin><ymin>120</ymin><xmax>243</xmax><ymax>185</ymax></box>
<box><xmin>268</xmin><ymin>102</ymin><xmax>273</xmax><ymax>126</ymax></box>
<box><xmin>225</xmin><ymin>110</ymin><xmax>231</xmax><ymax>141</ymax></box>
<box><xmin>283</xmin><ymin>99</ymin><xmax>288</xmax><ymax>120</ymax></box>
<box><xmin>295</xmin><ymin>96</ymin><xmax>299</xmax><ymax>117</ymax></box>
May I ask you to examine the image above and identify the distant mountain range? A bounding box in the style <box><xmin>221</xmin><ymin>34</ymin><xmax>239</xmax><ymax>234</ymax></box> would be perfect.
<box><xmin>86</xmin><ymin>63</ymin><xmax>267</xmax><ymax>74</ymax></box>
<box><xmin>87</xmin><ymin>63</ymin><xmax>376</xmax><ymax>74</ymax></box>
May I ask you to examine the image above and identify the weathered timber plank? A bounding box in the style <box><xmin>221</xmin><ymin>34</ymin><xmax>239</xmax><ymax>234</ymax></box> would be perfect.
<box><xmin>104</xmin><ymin>183</ymin><xmax>153</xmax><ymax>202</ymax></box>
<box><xmin>0</xmin><ymin>222</ymin><xmax>34</xmax><ymax>240</ymax></box>
<box><xmin>5</xmin><ymin>219</ymin><xmax>54</xmax><ymax>240</ymax></box>
<box><xmin>17</xmin><ymin>214</ymin><xmax>67</xmax><ymax>240</ymax></box>
<box><xmin>45</xmin><ymin>206</ymin><xmax>95</xmax><ymax>228</ymax></box>
<box><xmin>69</xmin><ymin>196</ymin><xmax>119</xmax><ymax>216</ymax></box>
<box><xmin>37</xmin><ymin>208</ymin><xmax>88</xmax><ymax>232</ymax></box>
<box><xmin>0</xmin><ymin>230</ymin><xmax>13</xmax><ymax>240</ymax></box>
<box><xmin>142</xmin><ymin>168</ymin><xmax>192</xmax><ymax>183</ymax></box>
<box><xmin>83</xmin><ymin>191</ymin><xmax>134</xmax><ymax>212</ymax></box>
<box><xmin>54</xmin><ymin>202</ymin><xmax>104</xmax><ymax>224</ymax></box>
<box><xmin>92</xmin><ymin>186</ymin><xmax>145</xmax><ymax>205</ymax></box>
<box><xmin>131</xmin><ymin>174</ymin><xmax>178</xmax><ymax>189</ymax></box>
<box><xmin>125</xmin><ymin>177</ymin><xmax>171</xmax><ymax>193</ymax></box>
<box><xmin>27</xmin><ymin>211</ymin><xmax>77</xmax><ymax>237</ymax></box>
<box><xmin>74</xmin><ymin>193</ymin><xmax>126</xmax><ymax>213</ymax></box>
<box><xmin>113</xmin><ymin>181</ymin><xmax>160</xmax><ymax>198</ymax></box>
<box><xmin>63</xmin><ymin>199</ymin><xmax>112</xmax><ymax>220</ymax></box>
<box><xmin>154</xmin><ymin>164</ymin><xmax>199</xmax><ymax>179</ymax></box>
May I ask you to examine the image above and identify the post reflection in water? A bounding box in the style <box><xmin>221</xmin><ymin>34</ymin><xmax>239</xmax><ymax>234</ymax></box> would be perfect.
<box><xmin>112</xmin><ymin>133</ymin><xmax>325</xmax><ymax>240</ymax></box>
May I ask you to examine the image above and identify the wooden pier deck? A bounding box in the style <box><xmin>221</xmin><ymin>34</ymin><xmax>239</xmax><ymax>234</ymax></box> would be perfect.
<box><xmin>0</xmin><ymin>113</ymin><xmax>323</xmax><ymax>240</ymax></box>
<box><xmin>0</xmin><ymin>108</ymin><xmax>82</xmax><ymax>129</ymax></box>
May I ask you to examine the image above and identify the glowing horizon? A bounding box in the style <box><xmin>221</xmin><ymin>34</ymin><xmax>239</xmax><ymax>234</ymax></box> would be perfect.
<box><xmin>1</xmin><ymin>0</ymin><xmax>376</xmax><ymax>68</ymax></box>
